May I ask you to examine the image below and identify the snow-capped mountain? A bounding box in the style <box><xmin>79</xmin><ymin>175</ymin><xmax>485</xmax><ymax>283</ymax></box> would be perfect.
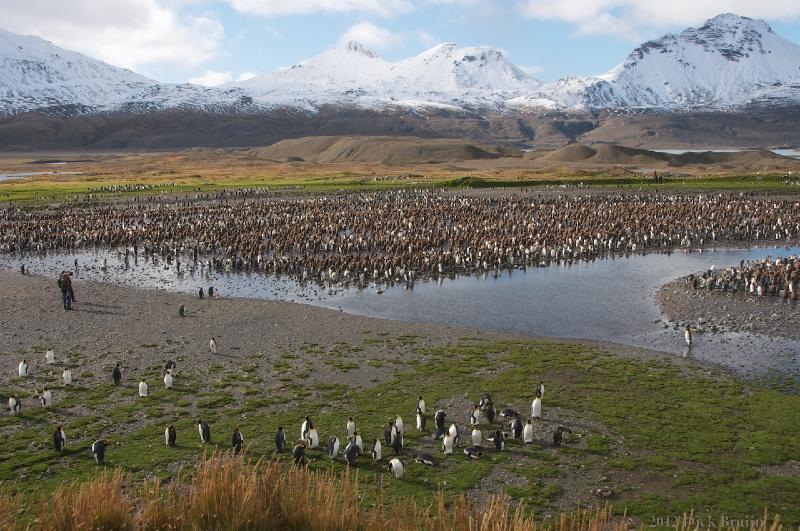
<box><xmin>544</xmin><ymin>13</ymin><xmax>800</xmax><ymax>110</ymax></box>
<box><xmin>0</xmin><ymin>28</ymin><xmax>263</xmax><ymax>116</ymax></box>
<box><xmin>235</xmin><ymin>41</ymin><xmax>540</xmax><ymax>110</ymax></box>
<box><xmin>1</xmin><ymin>13</ymin><xmax>799</xmax><ymax>117</ymax></box>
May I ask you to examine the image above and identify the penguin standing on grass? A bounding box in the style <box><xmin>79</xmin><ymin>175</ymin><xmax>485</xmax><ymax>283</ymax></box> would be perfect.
<box><xmin>113</xmin><ymin>363</ymin><xmax>122</xmax><ymax>385</ymax></box>
<box><xmin>531</xmin><ymin>397</ymin><xmax>542</xmax><ymax>419</ymax></box>
<box><xmin>511</xmin><ymin>417</ymin><xmax>523</xmax><ymax>439</ymax></box>
<box><xmin>306</xmin><ymin>426</ymin><xmax>320</xmax><ymax>449</ymax></box>
<box><xmin>275</xmin><ymin>427</ymin><xmax>286</xmax><ymax>452</ymax></box>
<box><xmin>198</xmin><ymin>420</ymin><xmax>211</xmax><ymax>444</ymax></box>
<box><xmin>351</xmin><ymin>430</ymin><xmax>363</xmax><ymax>452</ymax></box>
<box><xmin>395</xmin><ymin>415</ymin><xmax>404</xmax><ymax>434</ymax></box>
<box><xmin>8</xmin><ymin>395</ymin><xmax>21</xmax><ymax>415</ymax></box>
<box><xmin>471</xmin><ymin>425</ymin><xmax>482</xmax><ymax>447</ymax></box>
<box><xmin>371</xmin><ymin>438</ymin><xmax>382</xmax><ymax>461</ymax></box>
<box><xmin>41</xmin><ymin>387</ymin><xmax>52</xmax><ymax>408</ymax></box>
<box><xmin>388</xmin><ymin>458</ymin><xmax>405</xmax><ymax>478</ymax></box>
<box><xmin>165</xmin><ymin>425</ymin><xmax>177</xmax><ymax>447</ymax></box>
<box><xmin>448</xmin><ymin>424</ymin><xmax>460</xmax><ymax>447</ymax></box>
<box><xmin>417</xmin><ymin>396</ymin><xmax>426</xmax><ymax>415</ymax></box>
<box><xmin>433</xmin><ymin>409</ymin><xmax>446</xmax><ymax>440</ymax></box>
<box><xmin>300</xmin><ymin>416</ymin><xmax>311</xmax><ymax>441</ymax></box>
<box><xmin>492</xmin><ymin>429</ymin><xmax>505</xmax><ymax>452</ymax></box>
<box><xmin>344</xmin><ymin>442</ymin><xmax>360</xmax><ymax>466</ymax></box>
<box><xmin>443</xmin><ymin>433</ymin><xmax>454</xmax><ymax>455</ymax></box>
<box><xmin>346</xmin><ymin>417</ymin><xmax>356</xmax><ymax>439</ymax></box>
<box><xmin>416</xmin><ymin>407</ymin><xmax>426</xmax><ymax>431</ymax></box>
<box><xmin>46</xmin><ymin>350</ymin><xmax>55</xmax><ymax>365</ymax></box>
<box><xmin>523</xmin><ymin>420</ymin><xmax>534</xmax><ymax>444</ymax></box>
<box><xmin>92</xmin><ymin>439</ymin><xmax>108</xmax><ymax>465</ymax></box>
<box><xmin>327</xmin><ymin>436</ymin><xmax>340</xmax><ymax>460</ymax></box>
<box><xmin>53</xmin><ymin>426</ymin><xmax>67</xmax><ymax>451</ymax></box>
<box><xmin>18</xmin><ymin>359</ymin><xmax>28</xmax><ymax>377</ymax></box>
<box><xmin>553</xmin><ymin>426</ymin><xmax>572</xmax><ymax>448</ymax></box>
<box><xmin>232</xmin><ymin>428</ymin><xmax>244</xmax><ymax>455</ymax></box>
<box><xmin>293</xmin><ymin>442</ymin><xmax>306</xmax><ymax>466</ymax></box>
<box><xmin>62</xmin><ymin>368</ymin><xmax>72</xmax><ymax>386</ymax></box>
<box><xmin>164</xmin><ymin>370</ymin><xmax>174</xmax><ymax>389</ymax></box>
<box><xmin>139</xmin><ymin>380</ymin><xmax>149</xmax><ymax>397</ymax></box>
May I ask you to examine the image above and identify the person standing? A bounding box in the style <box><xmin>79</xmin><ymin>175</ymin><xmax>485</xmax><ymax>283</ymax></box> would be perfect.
<box><xmin>58</xmin><ymin>272</ymin><xmax>71</xmax><ymax>310</ymax></box>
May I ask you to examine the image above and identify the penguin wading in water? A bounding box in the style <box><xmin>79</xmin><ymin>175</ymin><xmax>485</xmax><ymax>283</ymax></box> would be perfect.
<box><xmin>275</xmin><ymin>427</ymin><xmax>286</xmax><ymax>452</ymax></box>
<box><xmin>166</xmin><ymin>425</ymin><xmax>177</xmax><ymax>447</ymax></box>
<box><xmin>92</xmin><ymin>439</ymin><xmax>108</xmax><ymax>465</ymax></box>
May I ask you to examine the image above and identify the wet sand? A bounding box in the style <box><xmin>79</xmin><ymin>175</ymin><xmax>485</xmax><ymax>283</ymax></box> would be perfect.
<box><xmin>658</xmin><ymin>277</ymin><xmax>799</xmax><ymax>342</ymax></box>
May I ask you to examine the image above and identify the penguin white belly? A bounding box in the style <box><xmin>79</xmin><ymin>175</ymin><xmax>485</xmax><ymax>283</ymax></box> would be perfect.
<box><xmin>532</xmin><ymin>398</ymin><xmax>542</xmax><ymax>418</ymax></box>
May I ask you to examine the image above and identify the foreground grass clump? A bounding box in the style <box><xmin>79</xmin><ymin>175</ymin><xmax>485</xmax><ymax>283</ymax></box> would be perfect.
<box><xmin>1</xmin><ymin>454</ymin><xmax>783</xmax><ymax>531</ymax></box>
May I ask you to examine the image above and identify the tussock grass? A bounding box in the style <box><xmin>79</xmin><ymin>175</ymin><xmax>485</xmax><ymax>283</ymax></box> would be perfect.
<box><xmin>0</xmin><ymin>455</ymin><xmax>784</xmax><ymax>530</ymax></box>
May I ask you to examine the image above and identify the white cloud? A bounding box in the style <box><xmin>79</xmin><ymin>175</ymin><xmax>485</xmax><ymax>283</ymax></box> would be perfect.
<box><xmin>188</xmin><ymin>70</ymin><xmax>234</xmax><ymax>86</ymax></box>
<box><xmin>236</xmin><ymin>71</ymin><xmax>259</xmax><ymax>82</ymax></box>
<box><xmin>517</xmin><ymin>0</ymin><xmax>800</xmax><ymax>39</ymax></box>
<box><xmin>1</xmin><ymin>0</ymin><xmax>224</xmax><ymax>71</ymax></box>
<box><xmin>416</xmin><ymin>29</ymin><xmax>437</xmax><ymax>46</ymax></box>
<box><xmin>519</xmin><ymin>65</ymin><xmax>544</xmax><ymax>76</ymax></box>
<box><xmin>226</xmin><ymin>0</ymin><xmax>414</xmax><ymax>18</ymax></box>
<box><xmin>339</xmin><ymin>22</ymin><xmax>403</xmax><ymax>50</ymax></box>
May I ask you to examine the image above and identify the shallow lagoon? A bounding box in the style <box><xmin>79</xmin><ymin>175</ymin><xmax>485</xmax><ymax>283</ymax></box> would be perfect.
<box><xmin>2</xmin><ymin>244</ymin><xmax>798</xmax><ymax>379</ymax></box>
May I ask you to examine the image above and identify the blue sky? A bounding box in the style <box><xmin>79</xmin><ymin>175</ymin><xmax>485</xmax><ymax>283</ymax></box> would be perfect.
<box><xmin>3</xmin><ymin>0</ymin><xmax>800</xmax><ymax>85</ymax></box>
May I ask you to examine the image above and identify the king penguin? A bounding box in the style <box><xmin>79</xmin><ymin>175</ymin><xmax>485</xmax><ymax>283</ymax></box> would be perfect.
<box><xmin>275</xmin><ymin>427</ymin><xmax>286</xmax><ymax>452</ymax></box>
<box><xmin>327</xmin><ymin>436</ymin><xmax>340</xmax><ymax>460</ymax></box>
<box><xmin>166</xmin><ymin>425</ymin><xmax>177</xmax><ymax>447</ymax></box>
<box><xmin>523</xmin><ymin>419</ymin><xmax>534</xmax><ymax>444</ymax></box>
<box><xmin>139</xmin><ymin>380</ymin><xmax>149</xmax><ymax>397</ymax></box>
<box><xmin>62</xmin><ymin>368</ymin><xmax>72</xmax><ymax>386</ymax></box>
<box><xmin>388</xmin><ymin>458</ymin><xmax>405</xmax><ymax>478</ymax></box>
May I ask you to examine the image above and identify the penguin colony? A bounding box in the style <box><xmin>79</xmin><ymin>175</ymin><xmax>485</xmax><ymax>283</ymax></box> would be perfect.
<box><xmin>6</xmin><ymin>352</ymin><xmax>566</xmax><ymax>478</ymax></box>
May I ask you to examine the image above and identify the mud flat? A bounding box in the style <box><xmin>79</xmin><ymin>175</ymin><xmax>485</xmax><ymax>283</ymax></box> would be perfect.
<box><xmin>657</xmin><ymin>276</ymin><xmax>799</xmax><ymax>342</ymax></box>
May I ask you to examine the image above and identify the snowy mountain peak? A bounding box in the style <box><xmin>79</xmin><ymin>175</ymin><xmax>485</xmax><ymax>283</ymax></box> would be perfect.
<box><xmin>343</xmin><ymin>40</ymin><xmax>378</xmax><ymax>58</ymax></box>
<box><xmin>1</xmin><ymin>13</ymin><xmax>799</xmax><ymax>117</ymax></box>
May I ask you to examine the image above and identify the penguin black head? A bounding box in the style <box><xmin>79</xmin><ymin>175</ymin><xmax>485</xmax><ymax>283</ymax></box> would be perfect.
<box><xmin>278</xmin><ymin>426</ymin><xmax>284</xmax><ymax>431</ymax></box>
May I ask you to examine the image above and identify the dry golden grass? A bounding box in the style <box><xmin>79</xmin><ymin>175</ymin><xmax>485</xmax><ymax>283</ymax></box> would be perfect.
<box><xmin>0</xmin><ymin>454</ymin><xmax>784</xmax><ymax>531</ymax></box>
